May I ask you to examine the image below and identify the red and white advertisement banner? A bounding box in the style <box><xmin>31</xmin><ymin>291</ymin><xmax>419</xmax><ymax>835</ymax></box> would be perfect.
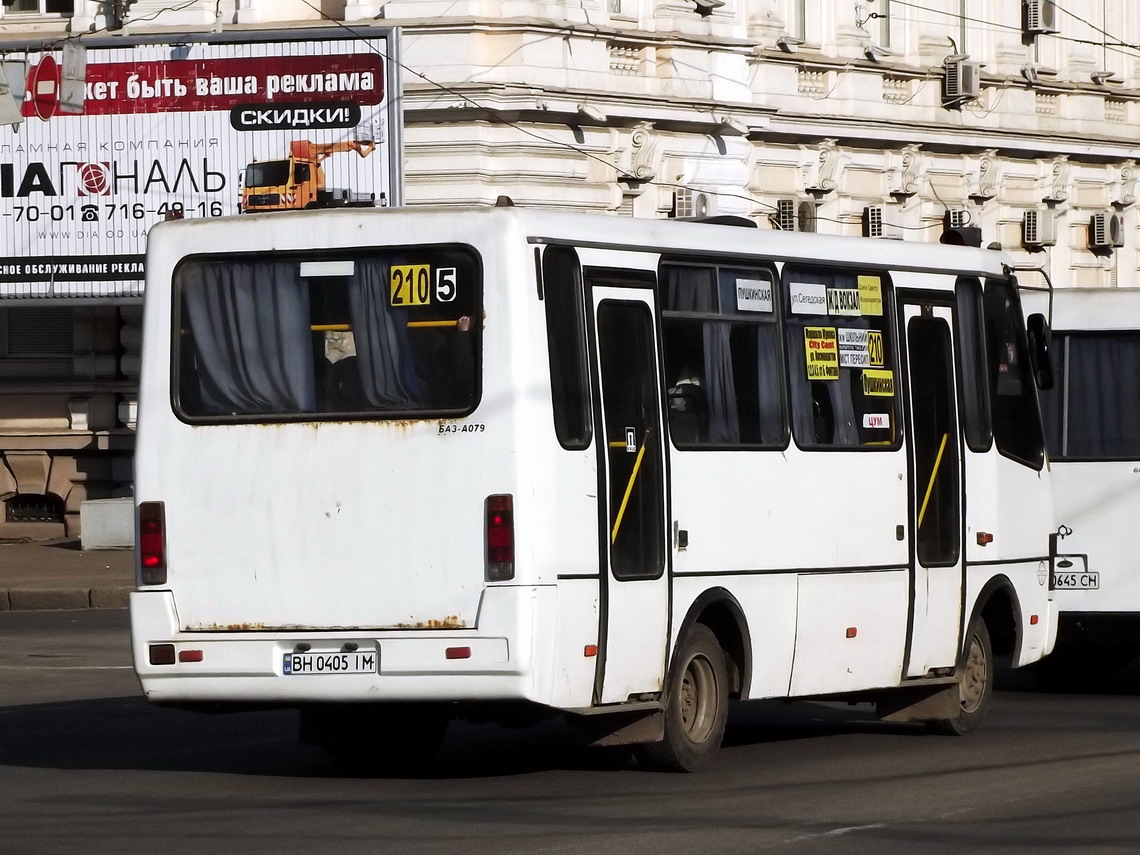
<box><xmin>0</xmin><ymin>32</ymin><xmax>399</xmax><ymax>298</ymax></box>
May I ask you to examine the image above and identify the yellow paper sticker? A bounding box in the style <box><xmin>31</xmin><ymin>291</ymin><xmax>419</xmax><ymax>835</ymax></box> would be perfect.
<box><xmin>804</xmin><ymin>326</ymin><xmax>839</xmax><ymax>381</ymax></box>
<box><xmin>390</xmin><ymin>264</ymin><xmax>431</xmax><ymax>306</ymax></box>
<box><xmin>858</xmin><ymin>275</ymin><xmax>883</xmax><ymax>316</ymax></box>
<box><xmin>868</xmin><ymin>330</ymin><xmax>884</xmax><ymax>366</ymax></box>
<box><xmin>862</xmin><ymin>368</ymin><xmax>895</xmax><ymax>396</ymax></box>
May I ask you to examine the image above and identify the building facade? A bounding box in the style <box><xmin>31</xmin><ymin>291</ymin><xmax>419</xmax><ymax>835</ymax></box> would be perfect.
<box><xmin>0</xmin><ymin>0</ymin><xmax>1134</xmax><ymax>535</ymax></box>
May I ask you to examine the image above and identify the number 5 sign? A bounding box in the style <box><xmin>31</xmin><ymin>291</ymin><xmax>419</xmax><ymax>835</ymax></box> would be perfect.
<box><xmin>435</xmin><ymin>267</ymin><xmax>457</xmax><ymax>302</ymax></box>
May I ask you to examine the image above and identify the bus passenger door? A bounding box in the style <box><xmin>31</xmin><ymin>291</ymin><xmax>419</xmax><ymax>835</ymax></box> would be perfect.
<box><xmin>898</xmin><ymin>299</ymin><xmax>964</xmax><ymax>676</ymax></box>
<box><xmin>589</xmin><ymin>283</ymin><xmax>671</xmax><ymax>705</ymax></box>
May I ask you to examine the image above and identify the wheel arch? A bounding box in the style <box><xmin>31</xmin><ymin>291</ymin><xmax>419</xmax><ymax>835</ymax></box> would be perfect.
<box><xmin>675</xmin><ymin>587</ymin><xmax>752</xmax><ymax>699</ymax></box>
<box><xmin>967</xmin><ymin>574</ymin><xmax>1022</xmax><ymax>663</ymax></box>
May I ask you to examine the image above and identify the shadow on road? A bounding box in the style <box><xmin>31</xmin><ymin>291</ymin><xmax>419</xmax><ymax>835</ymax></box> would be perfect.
<box><xmin>0</xmin><ymin>694</ymin><xmax>933</xmax><ymax>779</ymax></box>
<box><xmin>1001</xmin><ymin>655</ymin><xmax>1140</xmax><ymax>695</ymax></box>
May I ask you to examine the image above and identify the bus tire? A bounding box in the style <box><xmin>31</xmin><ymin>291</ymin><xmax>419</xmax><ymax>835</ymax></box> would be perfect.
<box><xmin>637</xmin><ymin>623</ymin><xmax>728</xmax><ymax>772</ymax></box>
<box><xmin>927</xmin><ymin>618</ymin><xmax>992</xmax><ymax>736</ymax></box>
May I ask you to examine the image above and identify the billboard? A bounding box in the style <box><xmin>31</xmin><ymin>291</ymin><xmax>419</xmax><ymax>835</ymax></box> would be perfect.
<box><xmin>0</xmin><ymin>27</ymin><xmax>402</xmax><ymax>299</ymax></box>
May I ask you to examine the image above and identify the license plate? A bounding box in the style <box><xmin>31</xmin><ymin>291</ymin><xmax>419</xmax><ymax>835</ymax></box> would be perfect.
<box><xmin>282</xmin><ymin>650</ymin><xmax>378</xmax><ymax>675</ymax></box>
<box><xmin>1053</xmin><ymin>570</ymin><xmax>1100</xmax><ymax>590</ymax></box>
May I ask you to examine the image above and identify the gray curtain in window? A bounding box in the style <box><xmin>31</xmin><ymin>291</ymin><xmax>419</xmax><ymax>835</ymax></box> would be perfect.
<box><xmin>1066</xmin><ymin>335</ymin><xmax>1140</xmax><ymax>458</ymax></box>
<box><xmin>183</xmin><ymin>261</ymin><xmax>315</xmax><ymax>413</ymax></box>
<box><xmin>755</xmin><ymin>325</ymin><xmax>783</xmax><ymax>442</ymax></box>
<box><xmin>348</xmin><ymin>259</ymin><xmax>416</xmax><ymax>407</ymax></box>
<box><xmin>704</xmin><ymin>323</ymin><xmax>740</xmax><ymax>443</ymax></box>
<box><xmin>665</xmin><ymin>266</ymin><xmax>740</xmax><ymax>443</ymax></box>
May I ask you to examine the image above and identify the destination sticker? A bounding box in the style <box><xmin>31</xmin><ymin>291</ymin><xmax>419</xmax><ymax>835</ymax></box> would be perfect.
<box><xmin>789</xmin><ymin>281</ymin><xmax>828</xmax><ymax>315</ymax></box>
<box><xmin>867</xmin><ymin>330</ymin><xmax>884</xmax><ymax>366</ymax></box>
<box><xmin>862</xmin><ymin>368</ymin><xmax>895</xmax><ymax>397</ymax></box>
<box><xmin>863</xmin><ymin>413</ymin><xmax>890</xmax><ymax>429</ymax></box>
<box><xmin>390</xmin><ymin>264</ymin><xmax>431</xmax><ymax>307</ymax></box>
<box><xmin>827</xmin><ymin>287</ymin><xmax>861</xmax><ymax>316</ymax></box>
<box><xmin>736</xmin><ymin>278</ymin><xmax>773</xmax><ymax>313</ymax></box>
<box><xmin>838</xmin><ymin>328</ymin><xmax>870</xmax><ymax>367</ymax></box>
<box><xmin>804</xmin><ymin>326</ymin><xmax>839</xmax><ymax>380</ymax></box>
<box><xmin>858</xmin><ymin>275</ymin><xmax>884</xmax><ymax>316</ymax></box>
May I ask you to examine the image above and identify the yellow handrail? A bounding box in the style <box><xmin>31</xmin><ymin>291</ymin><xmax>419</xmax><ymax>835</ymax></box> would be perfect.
<box><xmin>611</xmin><ymin>428</ymin><xmax>650</xmax><ymax>544</ymax></box>
<box><xmin>917</xmin><ymin>432</ymin><xmax>949</xmax><ymax>529</ymax></box>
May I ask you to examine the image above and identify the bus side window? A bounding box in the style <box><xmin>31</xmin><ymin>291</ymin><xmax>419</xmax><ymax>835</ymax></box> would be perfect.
<box><xmin>660</xmin><ymin>261</ymin><xmax>785</xmax><ymax>449</ymax></box>
<box><xmin>1042</xmin><ymin>332</ymin><xmax>1140</xmax><ymax>459</ymax></box>
<box><xmin>542</xmin><ymin>246</ymin><xmax>592</xmax><ymax>449</ymax></box>
<box><xmin>981</xmin><ymin>279</ymin><xmax>1045</xmax><ymax>469</ymax></box>
<box><xmin>784</xmin><ymin>267</ymin><xmax>898</xmax><ymax>450</ymax></box>
<box><xmin>954</xmin><ymin>277</ymin><xmax>992</xmax><ymax>453</ymax></box>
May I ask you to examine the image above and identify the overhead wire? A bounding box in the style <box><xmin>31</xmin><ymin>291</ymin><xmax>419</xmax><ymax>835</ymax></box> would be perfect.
<box><xmin>297</xmin><ymin>0</ymin><xmax>785</xmax><ymax>214</ymax></box>
<box><xmin>292</xmin><ymin>0</ymin><xmax>1133</xmax><ymax>231</ymax></box>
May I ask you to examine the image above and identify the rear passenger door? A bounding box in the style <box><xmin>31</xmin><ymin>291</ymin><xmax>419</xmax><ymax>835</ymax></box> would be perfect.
<box><xmin>897</xmin><ymin>297</ymin><xmax>964</xmax><ymax>676</ymax></box>
<box><xmin>588</xmin><ymin>276</ymin><xmax>671</xmax><ymax>705</ymax></box>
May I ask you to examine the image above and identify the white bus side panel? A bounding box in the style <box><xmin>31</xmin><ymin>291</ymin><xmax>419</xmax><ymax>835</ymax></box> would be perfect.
<box><xmin>1050</xmin><ymin>462</ymin><xmax>1140</xmax><ymax>615</ymax></box>
<box><xmin>789</xmin><ymin>571</ymin><xmax>909</xmax><ymax>695</ymax></box>
<box><xmin>669</xmin><ymin>450</ymin><xmax>908</xmax><ymax>573</ymax></box>
<box><xmin>671</xmin><ymin>575</ymin><xmax>798</xmax><ymax>699</ymax></box>
<box><xmin>547</xmin><ymin>580</ymin><xmax>601</xmax><ymax>708</ymax></box>
<box><xmin>669</xmin><ymin>443</ymin><xmax>910</xmax><ymax>698</ymax></box>
<box><xmin>962</xmin><ymin>446</ymin><xmax>1056</xmax><ymax>666</ymax></box>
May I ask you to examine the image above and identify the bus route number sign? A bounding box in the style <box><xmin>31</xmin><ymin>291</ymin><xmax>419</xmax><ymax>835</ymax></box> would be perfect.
<box><xmin>391</xmin><ymin>264</ymin><xmax>431</xmax><ymax>306</ymax></box>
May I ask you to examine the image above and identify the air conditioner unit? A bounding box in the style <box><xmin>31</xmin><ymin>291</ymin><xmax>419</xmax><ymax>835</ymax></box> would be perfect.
<box><xmin>774</xmin><ymin>198</ymin><xmax>797</xmax><ymax>231</ymax></box>
<box><xmin>1088</xmin><ymin>211</ymin><xmax>1125</xmax><ymax>249</ymax></box>
<box><xmin>945</xmin><ymin>208</ymin><xmax>970</xmax><ymax>230</ymax></box>
<box><xmin>674</xmin><ymin>188</ymin><xmax>717</xmax><ymax>219</ymax></box>
<box><xmin>1025</xmin><ymin>0</ymin><xmax>1058</xmax><ymax>35</ymax></box>
<box><xmin>943</xmin><ymin>60</ymin><xmax>982</xmax><ymax>103</ymax></box>
<box><xmin>860</xmin><ymin>206</ymin><xmax>902</xmax><ymax>239</ymax></box>
<box><xmin>941</xmin><ymin>209</ymin><xmax>982</xmax><ymax>246</ymax></box>
<box><xmin>772</xmin><ymin>198</ymin><xmax>818</xmax><ymax>232</ymax></box>
<box><xmin>1022</xmin><ymin>208</ymin><xmax>1057</xmax><ymax>248</ymax></box>
<box><xmin>862</xmin><ymin>206</ymin><xmax>884</xmax><ymax>238</ymax></box>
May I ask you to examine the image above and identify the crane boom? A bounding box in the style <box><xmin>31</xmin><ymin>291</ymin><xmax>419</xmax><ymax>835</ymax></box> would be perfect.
<box><xmin>289</xmin><ymin>139</ymin><xmax>376</xmax><ymax>162</ymax></box>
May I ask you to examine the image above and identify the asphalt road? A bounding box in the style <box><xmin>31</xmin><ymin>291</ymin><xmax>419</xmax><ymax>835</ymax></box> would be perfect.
<box><xmin>2</xmin><ymin>610</ymin><xmax>1140</xmax><ymax>855</ymax></box>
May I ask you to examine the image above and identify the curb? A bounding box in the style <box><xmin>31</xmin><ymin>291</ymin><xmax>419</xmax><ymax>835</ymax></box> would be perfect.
<box><xmin>0</xmin><ymin>586</ymin><xmax>133</xmax><ymax>611</ymax></box>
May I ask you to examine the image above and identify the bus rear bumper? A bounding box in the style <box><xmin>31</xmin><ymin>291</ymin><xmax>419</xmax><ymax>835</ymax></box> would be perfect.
<box><xmin>129</xmin><ymin>587</ymin><xmax>557</xmax><ymax>707</ymax></box>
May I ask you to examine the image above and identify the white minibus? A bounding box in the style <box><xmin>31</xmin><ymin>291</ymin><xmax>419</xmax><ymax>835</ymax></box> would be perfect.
<box><xmin>1029</xmin><ymin>287</ymin><xmax>1140</xmax><ymax>676</ymax></box>
<box><xmin>131</xmin><ymin>206</ymin><xmax>1058</xmax><ymax>771</ymax></box>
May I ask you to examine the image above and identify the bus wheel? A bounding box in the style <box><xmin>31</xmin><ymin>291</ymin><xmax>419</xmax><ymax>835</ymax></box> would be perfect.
<box><xmin>637</xmin><ymin>623</ymin><xmax>728</xmax><ymax>772</ymax></box>
<box><xmin>927</xmin><ymin>618</ymin><xmax>992</xmax><ymax>736</ymax></box>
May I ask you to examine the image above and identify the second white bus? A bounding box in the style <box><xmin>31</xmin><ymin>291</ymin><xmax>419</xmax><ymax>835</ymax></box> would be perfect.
<box><xmin>1031</xmin><ymin>287</ymin><xmax>1140</xmax><ymax>675</ymax></box>
<box><xmin>131</xmin><ymin>206</ymin><xmax>1058</xmax><ymax>771</ymax></box>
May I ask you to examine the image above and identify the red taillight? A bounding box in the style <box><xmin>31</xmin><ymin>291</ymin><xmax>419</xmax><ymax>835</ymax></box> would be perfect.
<box><xmin>485</xmin><ymin>494</ymin><xmax>514</xmax><ymax>582</ymax></box>
<box><xmin>138</xmin><ymin>501</ymin><xmax>167</xmax><ymax>586</ymax></box>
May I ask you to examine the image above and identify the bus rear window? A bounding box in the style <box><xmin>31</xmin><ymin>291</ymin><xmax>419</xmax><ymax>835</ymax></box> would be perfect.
<box><xmin>174</xmin><ymin>247</ymin><xmax>481</xmax><ymax>421</ymax></box>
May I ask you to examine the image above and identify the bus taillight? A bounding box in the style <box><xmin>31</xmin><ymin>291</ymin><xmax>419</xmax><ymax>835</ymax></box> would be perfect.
<box><xmin>138</xmin><ymin>501</ymin><xmax>167</xmax><ymax>586</ymax></box>
<box><xmin>485</xmin><ymin>494</ymin><xmax>514</xmax><ymax>582</ymax></box>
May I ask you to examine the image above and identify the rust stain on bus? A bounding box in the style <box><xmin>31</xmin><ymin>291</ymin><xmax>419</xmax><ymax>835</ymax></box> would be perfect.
<box><xmin>188</xmin><ymin>616</ymin><xmax>467</xmax><ymax>630</ymax></box>
<box><xmin>195</xmin><ymin>623</ymin><xmax>269</xmax><ymax>631</ymax></box>
<box><xmin>393</xmin><ymin>616</ymin><xmax>467</xmax><ymax>629</ymax></box>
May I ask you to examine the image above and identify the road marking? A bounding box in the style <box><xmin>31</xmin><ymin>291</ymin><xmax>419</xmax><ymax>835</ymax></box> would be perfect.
<box><xmin>0</xmin><ymin>664</ymin><xmax>133</xmax><ymax>670</ymax></box>
<box><xmin>781</xmin><ymin>823</ymin><xmax>888</xmax><ymax>846</ymax></box>
<box><xmin>824</xmin><ymin>823</ymin><xmax>887</xmax><ymax>836</ymax></box>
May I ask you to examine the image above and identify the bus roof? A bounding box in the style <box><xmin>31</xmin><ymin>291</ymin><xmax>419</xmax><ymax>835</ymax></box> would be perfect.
<box><xmin>148</xmin><ymin>205</ymin><xmax>1012</xmax><ymax>281</ymax></box>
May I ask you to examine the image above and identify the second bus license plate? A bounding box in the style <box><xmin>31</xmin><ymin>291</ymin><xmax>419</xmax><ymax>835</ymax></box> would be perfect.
<box><xmin>282</xmin><ymin>650</ymin><xmax>378</xmax><ymax>675</ymax></box>
<box><xmin>1053</xmin><ymin>571</ymin><xmax>1099</xmax><ymax>590</ymax></box>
